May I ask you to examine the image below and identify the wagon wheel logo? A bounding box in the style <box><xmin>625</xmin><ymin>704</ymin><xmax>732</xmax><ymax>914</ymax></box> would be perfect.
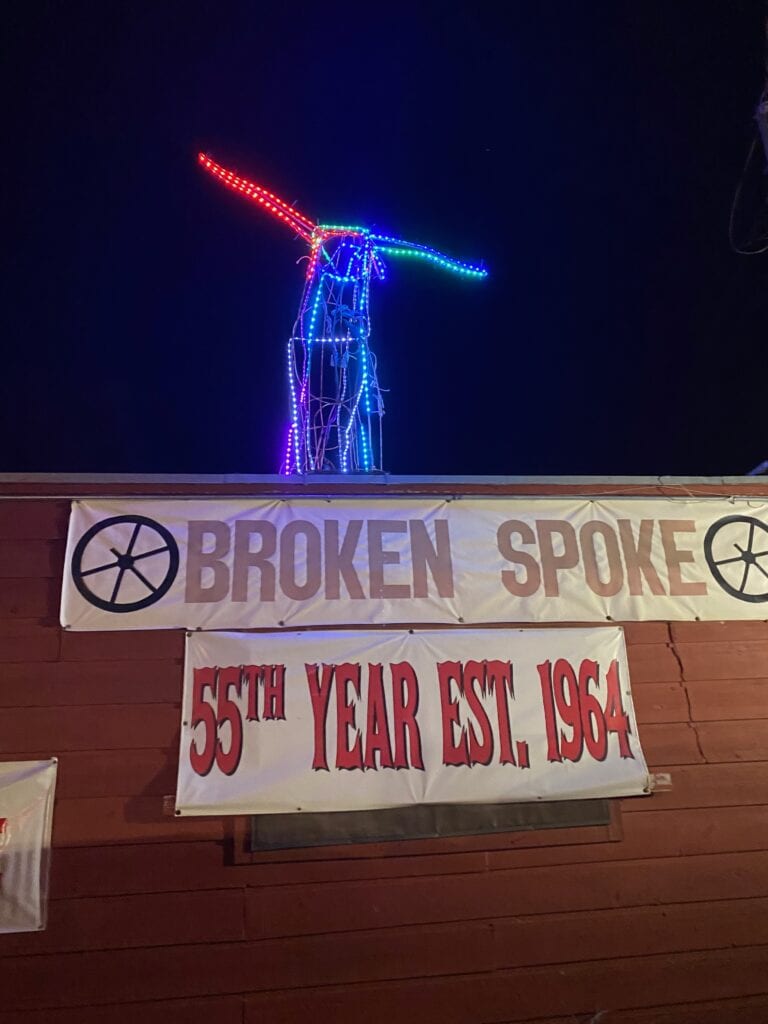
<box><xmin>71</xmin><ymin>515</ymin><xmax>179</xmax><ymax>613</ymax></box>
<box><xmin>704</xmin><ymin>515</ymin><xmax>768</xmax><ymax>603</ymax></box>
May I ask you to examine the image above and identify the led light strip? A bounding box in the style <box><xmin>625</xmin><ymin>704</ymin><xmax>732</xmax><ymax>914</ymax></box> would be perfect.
<box><xmin>284</xmin><ymin>338</ymin><xmax>299</xmax><ymax>474</ymax></box>
<box><xmin>374</xmin><ymin>241</ymin><xmax>486</xmax><ymax>277</ymax></box>
<box><xmin>198</xmin><ymin>154</ymin><xmax>316</xmax><ymax>240</ymax></box>
<box><xmin>318</xmin><ymin>224</ymin><xmax>370</xmax><ymax>235</ymax></box>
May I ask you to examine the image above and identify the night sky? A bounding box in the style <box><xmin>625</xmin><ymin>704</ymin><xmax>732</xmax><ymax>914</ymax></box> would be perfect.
<box><xmin>3</xmin><ymin>1</ymin><xmax>767</xmax><ymax>477</ymax></box>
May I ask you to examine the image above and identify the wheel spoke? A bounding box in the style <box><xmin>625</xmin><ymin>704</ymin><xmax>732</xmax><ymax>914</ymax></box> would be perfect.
<box><xmin>753</xmin><ymin>549</ymin><xmax>768</xmax><ymax>560</ymax></box>
<box><xmin>126</xmin><ymin>523</ymin><xmax>142</xmax><ymax>556</ymax></box>
<box><xmin>129</xmin><ymin>564</ymin><xmax>157</xmax><ymax>593</ymax></box>
<box><xmin>713</xmin><ymin>554</ymin><xmax>748</xmax><ymax>566</ymax></box>
<box><xmin>746</xmin><ymin>522</ymin><xmax>756</xmax><ymax>555</ymax></box>
<box><xmin>132</xmin><ymin>545</ymin><xmax>169</xmax><ymax>562</ymax></box>
<box><xmin>110</xmin><ymin>567</ymin><xmax>127</xmax><ymax>604</ymax></box>
<box><xmin>753</xmin><ymin>561</ymin><xmax>768</xmax><ymax>583</ymax></box>
<box><xmin>80</xmin><ymin>559</ymin><xmax>120</xmax><ymax>577</ymax></box>
<box><xmin>738</xmin><ymin>561</ymin><xmax>752</xmax><ymax>593</ymax></box>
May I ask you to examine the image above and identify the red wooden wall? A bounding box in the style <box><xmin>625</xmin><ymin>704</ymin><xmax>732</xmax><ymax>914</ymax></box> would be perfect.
<box><xmin>1</xmin><ymin>482</ymin><xmax>767</xmax><ymax>1023</ymax></box>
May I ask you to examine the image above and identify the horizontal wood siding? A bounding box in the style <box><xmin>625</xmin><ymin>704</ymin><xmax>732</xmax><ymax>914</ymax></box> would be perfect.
<box><xmin>1</xmin><ymin>488</ymin><xmax>767</xmax><ymax>1023</ymax></box>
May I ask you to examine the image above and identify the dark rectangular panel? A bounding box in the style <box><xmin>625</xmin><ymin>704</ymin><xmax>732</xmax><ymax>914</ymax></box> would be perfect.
<box><xmin>250</xmin><ymin>799</ymin><xmax>610</xmax><ymax>851</ymax></box>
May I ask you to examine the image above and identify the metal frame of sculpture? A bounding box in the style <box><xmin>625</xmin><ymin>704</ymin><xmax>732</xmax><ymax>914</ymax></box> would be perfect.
<box><xmin>199</xmin><ymin>153</ymin><xmax>487</xmax><ymax>474</ymax></box>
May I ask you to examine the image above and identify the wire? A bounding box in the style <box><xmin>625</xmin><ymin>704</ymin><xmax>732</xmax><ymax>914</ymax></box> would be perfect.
<box><xmin>729</xmin><ymin>9</ymin><xmax>768</xmax><ymax>254</ymax></box>
<box><xmin>728</xmin><ymin>135</ymin><xmax>768</xmax><ymax>255</ymax></box>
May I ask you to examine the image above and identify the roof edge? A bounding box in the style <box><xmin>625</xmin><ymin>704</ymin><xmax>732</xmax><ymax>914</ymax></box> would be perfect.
<box><xmin>2</xmin><ymin>472</ymin><xmax>768</xmax><ymax>501</ymax></box>
<box><xmin>0</xmin><ymin>473</ymin><xmax>764</xmax><ymax>486</ymax></box>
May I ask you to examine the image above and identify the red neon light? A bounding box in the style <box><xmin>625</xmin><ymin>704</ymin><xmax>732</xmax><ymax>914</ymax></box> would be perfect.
<box><xmin>197</xmin><ymin>154</ymin><xmax>316</xmax><ymax>241</ymax></box>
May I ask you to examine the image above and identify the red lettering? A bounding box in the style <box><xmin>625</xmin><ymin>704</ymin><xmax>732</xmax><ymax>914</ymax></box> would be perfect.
<box><xmin>605</xmin><ymin>659</ymin><xmax>633</xmax><ymax>758</ymax></box>
<box><xmin>189</xmin><ymin>666</ymin><xmax>217</xmax><ymax>775</ymax></box>
<box><xmin>538</xmin><ymin>660</ymin><xmax>562</xmax><ymax>762</ymax></box>
<box><xmin>437</xmin><ymin>660</ymin><xmax>469</xmax><ymax>766</ymax></box>
<box><xmin>390</xmin><ymin>662</ymin><xmax>424</xmax><ymax>769</ymax></box>
<box><xmin>578</xmin><ymin>659</ymin><xmax>608</xmax><ymax>761</ymax></box>
<box><xmin>215</xmin><ymin>666</ymin><xmax>243</xmax><ymax>776</ymax></box>
<box><xmin>487</xmin><ymin>660</ymin><xmax>516</xmax><ymax>765</ymax></box>
<box><xmin>243</xmin><ymin>664</ymin><xmax>262</xmax><ymax>721</ymax></box>
<box><xmin>539</xmin><ymin>657</ymin><xmax>633</xmax><ymax>763</ymax></box>
<box><xmin>552</xmin><ymin>658</ymin><xmax>584</xmax><ymax>762</ymax></box>
<box><xmin>364</xmin><ymin>663</ymin><xmax>394</xmax><ymax>769</ymax></box>
<box><xmin>263</xmin><ymin>664</ymin><xmax>285</xmax><ymax>720</ymax></box>
<box><xmin>335</xmin><ymin>663</ymin><xmax>363</xmax><ymax>770</ymax></box>
<box><xmin>242</xmin><ymin>664</ymin><xmax>285</xmax><ymax>721</ymax></box>
<box><xmin>463</xmin><ymin>660</ymin><xmax>494</xmax><ymax>766</ymax></box>
<box><xmin>306</xmin><ymin>663</ymin><xmax>334</xmax><ymax>771</ymax></box>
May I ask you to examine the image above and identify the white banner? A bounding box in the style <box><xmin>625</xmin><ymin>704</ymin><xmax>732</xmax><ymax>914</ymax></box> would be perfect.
<box><xmin>175</xmin><ymin>628</ymin><xmax>650</xmax><ymax>815</ymax></box>
<box><xmin>0</xmin><ymin>760</ymin><xmax>57</xmax><ymax>933</ymax></box>
<box><xmin>60</xmin><ymin>497</ymin><xmax>768</xmax><ymax>629</ymax></box>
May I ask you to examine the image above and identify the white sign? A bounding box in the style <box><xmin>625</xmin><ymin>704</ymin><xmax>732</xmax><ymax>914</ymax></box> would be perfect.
<box><xmin>61</xmin><ymin>497</ymin><xmax>768</xmax><ymax>630</ymax></box>
<box><xmin>175</xmin><ymin>628</ymin><xmax>650</xmax><ymax>816</ymax></box>
<box><xmin>0</xmin><ymin>760</ymin><xmax>57</xmax><ymax>933</ymax></box>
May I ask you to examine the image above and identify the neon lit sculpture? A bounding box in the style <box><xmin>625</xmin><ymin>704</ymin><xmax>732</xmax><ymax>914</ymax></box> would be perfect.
<box><xmin>198</xmin><ymin>153</ymin><xmax>487</xmax><ymax>474</ymax></box>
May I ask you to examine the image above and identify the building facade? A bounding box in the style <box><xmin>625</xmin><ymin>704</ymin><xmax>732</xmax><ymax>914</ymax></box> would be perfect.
<box><xmin>1</xmin><ymin>475</ymin><xmax>767</xmax><ymax>1022</ymax></box>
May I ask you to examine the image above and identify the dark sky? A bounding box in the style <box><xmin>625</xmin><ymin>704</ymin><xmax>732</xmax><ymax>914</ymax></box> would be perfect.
<box><xmin>3</xmin><ymin>1</ymin><xmax>767</xmax><ymax>477</ymax></box>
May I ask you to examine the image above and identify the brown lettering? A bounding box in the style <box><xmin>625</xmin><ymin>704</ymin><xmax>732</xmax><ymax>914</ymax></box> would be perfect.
<box><xmin>536</xmin><ymin>520</ymin><xmax>579</xmax><ymax>596</ymax></box>
<box><xmin>185</xmin><ymin>521</ymin><xmax>230</xmax><ymax>602</ymax></box>
<box><xmin>368</xmin><ymin>521</ymin><xmax>410</xmax><ymax>599</ymax></box>
<box><xmin>618</xmin><ymin>519</ymin><xmax>665</xmax><ymax>595</ymax></box>
<box><xmin>497</xmin><ymin>520</ymin><xmax>541</xmax><ymax>596</ymax></box>
<box><xmin>410</xmin><ymin>519</ymin><xmax>454</xmax><ymax>598</ymax></box>
<box><xmin>580</xmin><ymin>522</ymin><xmax>624</xmax><ymax>597</ymax></box>
<box><xmin>660</xmin><ymin>520</ymin><xmax>707</xmax><ymax>596</ymax></box>
<box><xmin>324</xmin><ymin>520</ymin><xmax>365</xmax><ymax>599</ymax></box>
<box><xmin>279</xmin><ymin>521</ymin><xmax>322</xmax><ymax>600</ymax></box>
<box><xmin>232</xmin><ymin>521</ymin><xmax>276</xmax><ymax>602</ymax></box>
